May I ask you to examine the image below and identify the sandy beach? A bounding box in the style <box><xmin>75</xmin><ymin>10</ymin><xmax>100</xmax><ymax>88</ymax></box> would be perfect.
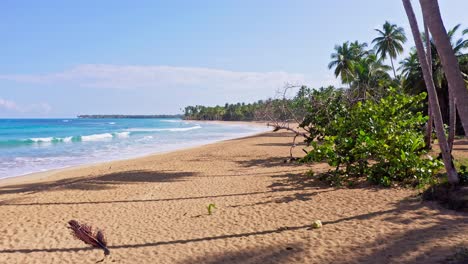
<box><xmin>0</xmin><ymin>130</ymin><xmax>467</xmax><ymax>264</ymax></box>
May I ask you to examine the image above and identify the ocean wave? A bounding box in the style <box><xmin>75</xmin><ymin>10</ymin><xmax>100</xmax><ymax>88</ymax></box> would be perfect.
<box><xmin>81</xmin><ymin>133</ymin><xmax>114</xmax><ymax>141</ymax></box>
<box><xmin>28</xmin><ymin>136</ymin><xmax>80</xmax><ymax>143</ymax></box>
<box><xmin>160</xmin><ymin>120</ymin><xmax>181</xmax><ymax>123</ymax></box>
<box><xmin>29</xmin><ymin>137</ymin><xmax>55</xmax><ymax>143</ymax></box>
<box><xmin>0</xmin><ymin>125</ymin><xmax>201</xmax><ymax>148</ymax></box>
<box><xmin>0</xmin><ymin>131</ymin><xmax>134</xmax><ymax>147</ymax></box>
<box><xmin>127</xmin><ymin>125</ymin><xmax>202</xmax><ymax>132</ymax></box>
<box><xmin>115</xmin><ymin>132</ymin><xmax>130</xmax><ymax>138</ymax></box>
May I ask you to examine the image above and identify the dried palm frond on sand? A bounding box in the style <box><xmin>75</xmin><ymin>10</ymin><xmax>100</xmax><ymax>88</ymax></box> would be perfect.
<box><xmin>68</xmin><ymin>220</ymin><xmax>110</xmax><ymax>256</ymax></box>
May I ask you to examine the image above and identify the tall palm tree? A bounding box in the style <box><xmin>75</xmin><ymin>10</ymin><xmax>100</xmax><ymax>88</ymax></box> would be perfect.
<box><xmin>419</xmin><ymin>0</ymin><xmax>468</xmax><ymax>134</ymax></box>
<box><xmin>328</xmin><ymin>42</ymin><xmax>356</xmax><ymax>85</ymax></box>
<box><xmin>402</xmin><ymin>0</ymin><xmax>459</xmax><ymax>184</ymax></box>
<box><xmin>372</xmin><ymin>21</ymin><xmax>407</xmax><ymax>78</ymax></box>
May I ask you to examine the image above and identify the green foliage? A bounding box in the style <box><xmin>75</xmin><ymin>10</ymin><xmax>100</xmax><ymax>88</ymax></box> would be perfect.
<box><xmin>207</xmin><ymin>203</ymin><xmax>216</xmax><ymax>215</ymax></box>
<box><xmin>302</xmin><ymin>88</ymin><xmax>443</xmax><ymax>187</ymax></box>
<box><xmin>372</xmin><ymin>21</ymin><xmax>407</xmax><ymax>60</ymax></box>
<box><xmin>305</xmin><ymin>170</ymin><xmax>315</xmax><ymax>178</ymax></box>
<box><xmin>299</xmin><ymin>86</ymin><xmax>348</xmax><ymax>143</ymax></box>
<box><xmin>459</xmin><ymin>165</ymin><xmax>468</xmax><ymax>186</ymax></box>
<box><xmin>183</xmin><ymin>86</ymin><xmax>313</xmax><ymax>122</ymax></box>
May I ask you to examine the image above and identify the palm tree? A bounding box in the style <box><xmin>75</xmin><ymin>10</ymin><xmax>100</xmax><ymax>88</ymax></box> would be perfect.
<box><xmin>328</xmin><ymin>42</ymin><xmax>356</xmax><ymax>85</ymax></box>
<box><xmin>399</xmin><ymin>50</ymin><xmax>425</xmax><ymax>93</ymax></box>
<box><xmin>372</xmin><ymin>21</ymin><xmax>407</xmax><ymax>78</ymax></box>
<box><xmin>419</xmin><ymin>0</ymin><xmax>468</xmax><ymax>134</ymax></box>
<box><xmin>402</xmin><ymin>0</ymin><xmax>459</xmax><ymax>184</ymax></box>
<box><xmin>352</xmin><ymin>52</ymin><xmax>392</xmax><ymax>99</ymax></box>
<box><xmin>349</xmin><ymin>41</ymin><xmax>369</xmax><ymax>59</ymax></box>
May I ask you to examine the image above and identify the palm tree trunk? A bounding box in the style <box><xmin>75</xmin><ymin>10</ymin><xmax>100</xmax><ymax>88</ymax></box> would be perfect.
<box><xmin>390</xmin><ymin>57</ymin><xmax>397</xmax><ymax>79</ymax></box>
<box><xmin>424</xmin><ymin>20</ymin><xmax>433</xmax><ymax>149</ymax></box>
<box><xmin>402</xmin><ymin>0</ymin><xmax>459</xmax><ymax>185</ymax></box>
<box><xmin>420</xmin><ymin>0</ymin><xmax>468</xmax><ymax>134</ymax></box>
<box><xmin>448</xmin><ymin>90</ymin><xmax>456</xmax><ymax>152</ymax></box>
<box><xmin>425</xmin><ymin>105</ymin><xmax>433</xmax><ymax>148</ymax></box>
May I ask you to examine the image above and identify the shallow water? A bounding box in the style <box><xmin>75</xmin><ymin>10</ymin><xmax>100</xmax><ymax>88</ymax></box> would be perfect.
<box><xmin>0</xmin><ymin>118</ymin><xmax>268</xmax><ymax>179</ymax></box>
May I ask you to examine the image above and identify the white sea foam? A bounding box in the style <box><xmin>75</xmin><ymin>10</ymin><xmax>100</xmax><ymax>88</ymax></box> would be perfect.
<box><xmin>115</xmin><ymin>131</ymin><xmax>130</xmax><ymax>138</ymax></box>
<box><xmin>160</xmin><ymin>120</ymin><xmax>180</xmax><ymax>123</ymax></box>
<box><xmin>62</xmin><ymin>119</ymin><xmax>70</xmax><ymax>122</ymax></box>
<box><xmin>30</xmin><ymin>137</ymin><xmax>54</xmax><ymax>142</ymax></box>
<box><xmin>136</xmin><ymin>135</ymin><xmax>154</xmax><ymax>142</ymax></box>
<box><xmin>81</xmin><ymin>133</ymin><xmax>114</xmax><ymax>141</ymax></box>
<box><xmin>108</xmin><ymin>122</ymin><xmax>116</xmax><ymax>125</ymax></box>
<box><xmin>127</xmin><ymin>125</ymin><xmax>201</xmax><ymax>132</ymax></box>
<box><xmin>63</xmin><ymin>136</ymin><xmax>73</xmax><ymax>142</ymax></box>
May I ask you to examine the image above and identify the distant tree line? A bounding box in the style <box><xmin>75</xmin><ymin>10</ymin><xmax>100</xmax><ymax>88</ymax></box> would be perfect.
<box><xmin>183</xmin><ymin>102</ymin><xmax>263</xmax><ymax>121</ymax></box>
<box><xmin>183</xmin><ymin>95</ymin><xmax>302</xmax><ymax>122</ymax></box>
<box><xmin>78</xmin><ymin>114</ymin><xmax>184</xmax><ymax>119</ymax></box>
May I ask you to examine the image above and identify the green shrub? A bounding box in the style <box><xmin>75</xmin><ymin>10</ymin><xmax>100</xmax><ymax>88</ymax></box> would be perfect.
<box><xmin>459</xmin><ymin>165</ymin><xmax>468</xmax><ymax>186</ymax></box>
<box><xmin>301</xmin><ymin>88</ymin><xmax>443</xmax><ymax>187</ymax></box>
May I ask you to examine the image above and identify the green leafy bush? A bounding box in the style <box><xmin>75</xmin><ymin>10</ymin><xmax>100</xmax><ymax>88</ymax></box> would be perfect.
<box><xmin>459</xmin><ymin>165</ymin><xmax>468</xmax><ymax>186</ymax></box>
<box><xmin>300</xmin><ymin>86</ymin><xmax>349</xmax><ymax>143</ymax></box>
<box><xmin>302</xmin><ymin>88</ymin><xmax>443</xmax><ymax>187</ymax></box>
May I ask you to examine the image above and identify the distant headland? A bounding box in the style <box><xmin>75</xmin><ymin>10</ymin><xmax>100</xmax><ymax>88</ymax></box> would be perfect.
<box><xmin>77</xmin><ymin>115</ymin><xmax>184</xmax><ymax>119</ymax></box>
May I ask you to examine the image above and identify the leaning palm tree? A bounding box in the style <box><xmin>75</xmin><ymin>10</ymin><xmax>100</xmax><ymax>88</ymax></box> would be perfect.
<box><xmin>402</xmin><ymin>0</ymin><xmax>459</xmax><ymax>185</ymax></box>
<box><xmin>372</xmin><ymin>21</ymin><xmax>407</xmax><ymax>78</ymax></box>
<box><xmin>328</xmin><ymin>42</ymin><xmax>356</xmax><ymax>85</ymax></box>
<box><xmin>419</xmin><ymin>0</ymin><xmax>468</xmax><ymax>134</ymax></box>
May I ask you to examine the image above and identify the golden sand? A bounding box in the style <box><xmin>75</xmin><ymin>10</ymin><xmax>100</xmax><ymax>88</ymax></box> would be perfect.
<box><xmin>0</xmin><ymin>131</ymin><xmax>467</xmax><ymax>263</ymax></box>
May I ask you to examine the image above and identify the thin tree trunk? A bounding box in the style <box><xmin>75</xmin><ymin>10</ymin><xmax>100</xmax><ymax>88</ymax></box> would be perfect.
<box><xmin>424</xmin><ymin>20</ymin><xmax>433</xmax><ymax>149</ymax></box>
<box><xmin>420</xmin><ymin>0</ymin><xmax>468</xmax><ymax>134</ymax></box>
<box><xmin>448</xmin><ymin>90</ymin><xmax>456</xmax><ymax>152</ymax></box>
<box><xmin>390</xmin><ymin>56</ymin><xmax>397</xmax><ymax>79</ymax></box>
<box><xmin>425</xmin><ymin>106</ymin><xmax>433</xmax><ymax>148</ymax></box>
<box><xmin>402</xmin><ymin>0</ymin><xmax>459</xmax><ymax>185</ymax></box>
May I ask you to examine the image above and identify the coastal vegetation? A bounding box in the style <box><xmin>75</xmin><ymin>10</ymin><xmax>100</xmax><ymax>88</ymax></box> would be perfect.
<box><xmin>78</xmin><ymin>114</ymin><xmax>184</xmax><ymax>119</ymax></box>
<box><xmin>183</xmin><ymin>3</ymin><xmax>468</xmax><ymax>190</ymax></box>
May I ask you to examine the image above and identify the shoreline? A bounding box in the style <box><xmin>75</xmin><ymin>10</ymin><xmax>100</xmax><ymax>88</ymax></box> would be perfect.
<box><xmin>0</xmin><ymin>121</ymin><xmax>271</xmax><ymax>187</ymax></box>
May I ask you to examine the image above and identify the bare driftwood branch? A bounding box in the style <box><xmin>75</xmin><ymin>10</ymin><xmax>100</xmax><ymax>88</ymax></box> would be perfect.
<box><xmin>258</xmin><ymin>83</ymin><xmax>310</xmax><ymax>160</ymax></box>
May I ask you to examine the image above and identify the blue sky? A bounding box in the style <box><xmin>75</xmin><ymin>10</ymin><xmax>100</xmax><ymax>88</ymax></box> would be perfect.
<box><xmin>1</xmin><ymin>0</ymin><xmax>467</xmax><ymax>117</ymax></box>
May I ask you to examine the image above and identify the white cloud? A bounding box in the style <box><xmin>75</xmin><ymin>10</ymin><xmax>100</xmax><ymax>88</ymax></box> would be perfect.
<box><xmin>0</xmin><ymin>64</ymin><xmax>307</xmax><ymax>92</ymax></box>
<box><xmin>0</xmin><ymin>98</ymin><xmax>20</xmax><ymax>111</ymax></box>
<box><xmin>0</xmin><ymin>98</ymin><xmax>51</xmax><ymax>114</ymax></box>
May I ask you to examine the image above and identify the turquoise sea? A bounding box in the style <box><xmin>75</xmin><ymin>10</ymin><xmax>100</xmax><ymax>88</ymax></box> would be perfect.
<box><xmin>0</xmin><ymin>118</ymin><xmax>269</xmax><ymax>179</ymax></box>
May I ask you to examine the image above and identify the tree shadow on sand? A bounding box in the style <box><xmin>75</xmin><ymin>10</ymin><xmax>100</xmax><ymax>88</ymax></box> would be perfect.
<box><xmin>0</xmin><ymin>170</ymin><xmax>195</xmax><ymax>195</ymax></box>
<box><xmin>235</xmin><ymin>156</ymin><xmax>301</xmax><ymax>168</ymax></box>
<box><xmin>226</xmin><ymin>132</ymin><xmax>292</xmax><ymax>141</ymax></box>
<box><xmin>178</xmin><ymin>243</ymin><xmax>305</xmax><ymax>264</ymax></box>
<box><xmin>2</xmin><ymin>197</ymin><xmax>465</xmax><ymax>264</ymax></box>
<box><xmin>329</xmin><ymin>202</ymin><xmax>468</xmax><ymax>263</ymax></box>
